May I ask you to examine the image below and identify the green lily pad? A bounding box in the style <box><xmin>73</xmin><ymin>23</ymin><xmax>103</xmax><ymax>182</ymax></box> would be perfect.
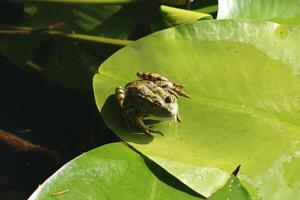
<box><xmin>217</xmin><ymin>0</ymin><xmax>300</xmax><ymax>24</ymax></box>
<box><xmin>151</xmin><ymin>5</ymin><xmax>212</xmax><ymax>31</ymax></box>
<box><xmin>28</xmin><ymin>143</ymin><xmax>203</xmax><ymax>200</ymax></box>
<box><xmin>94</xmin><ymin>21</ymin><xmax>300</xmax><ymax>199</ymax></box>
<box><xmin>93</xmin><ymin>20</ymin><xmax>300</xmax><ymax>199</ymax></box>
<box><xmin>161</xmin><ymin>5</ymin><xmax>212</xmax><ymax>26</ymax></box>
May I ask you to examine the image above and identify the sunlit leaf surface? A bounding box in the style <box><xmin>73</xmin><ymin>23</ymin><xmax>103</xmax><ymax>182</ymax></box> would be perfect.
<box><xmin>28</xmin><ymin>143</ymin><xmax>203</xmax><ymax>200</ymax></box>
<box><xmin>94</xmin><ymin>20</ymin><xmax>300</xmax><ymax>199</ymax></box>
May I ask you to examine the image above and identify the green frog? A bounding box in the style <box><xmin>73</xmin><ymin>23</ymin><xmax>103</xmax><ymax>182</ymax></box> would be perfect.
<box><xmin>115</xmin><ymin>72</ymin><xmax>190</xmax><ymax>135</ymax></box>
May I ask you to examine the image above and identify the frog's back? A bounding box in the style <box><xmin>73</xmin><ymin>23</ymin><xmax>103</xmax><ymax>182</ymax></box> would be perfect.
<box><xmin>125</xmin><ymin>80</ymin><xmax>169</xmax><ymax>98</ymax></box>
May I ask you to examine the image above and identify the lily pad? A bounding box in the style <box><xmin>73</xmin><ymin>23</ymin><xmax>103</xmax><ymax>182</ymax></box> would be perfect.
<box><xmin>161</xmin><ymin>5</ymin><xmax>212</xmax><ymax>26</ymax></box>
<box><xmin>217</xmin><ymin>0</ymin><xmax>300</xmax><ymax>24</ymax></box>
<box><xmin>151</xmin><ymin>5</ymin><xmax>212</xmax><ymax>32</ymax></box>
<box><xmin>28</xmin><ymin>143</ymin><xmax>203</xmax><ymax>200</ymax></box>
<box><xmin>93</xmin><ymin>20</ymin><xmax>300</xmax><ymax>199</ymax></box>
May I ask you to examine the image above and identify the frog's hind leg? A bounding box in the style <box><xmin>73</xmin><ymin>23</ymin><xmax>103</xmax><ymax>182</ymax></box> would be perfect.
<box><xmin>115</xmin><ymin>87</ymin><xmax>125</xmax><ymax>108</ymax></box>
<box><xmin>134</xmin><ymin>113</ymin><xmax>163</xmax><ymax>136</ymax></box>
<box><xmin>166</xmin><ymin>85</ymin><xmax>190</xmax><ymax>98</ymax></box>
<box><xmin>166</xmin><ymin>82</ymin><xmax>190</xmax><ymax>98</ymax></box>
<box><xmin>137</xmin><ymin>72</ymin><xmax>169</xmax><ymax>82</ymax></box>
<box><xmin>137</xmin><ymin>72</ymin><xmax>191</xmax><ymax>98</ymax></box>
<box><xmin>167</xmin><ymin>89</ymin><xmax>179</xmax><ymax>98</ymax></box>
<box><xmin>155</xmin><ymin>80</ymin><xmax>190</xmax><ymax>98</ymax></box>
<box><xmin>173</xmin><ymin>86</ymin><xmax>191</xmax><ymax>98</ymax></box>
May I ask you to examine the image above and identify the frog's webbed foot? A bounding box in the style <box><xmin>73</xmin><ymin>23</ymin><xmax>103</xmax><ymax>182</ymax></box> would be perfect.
<box><xmin>134</xmin><ymin>114</ymin><xmax>163</xmax><ymax>136</ymax></box>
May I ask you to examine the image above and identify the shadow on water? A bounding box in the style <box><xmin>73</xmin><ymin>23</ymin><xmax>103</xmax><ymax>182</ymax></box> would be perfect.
<box><xmin>101</xmin><ymin>95</ymin><xmax>156</xmax><ymax>144</ymax></box>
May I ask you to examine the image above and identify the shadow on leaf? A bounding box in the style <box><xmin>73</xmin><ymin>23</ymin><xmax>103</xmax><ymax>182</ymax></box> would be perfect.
<box><xmin>101</xmin><ymin>94</ymin><xmax>156</xmax><ymax>144</ymax></box>
<box><xmin>143</xmin><ymin>155</ymin><xmax>206</xmax><ymax>199</ymax></box>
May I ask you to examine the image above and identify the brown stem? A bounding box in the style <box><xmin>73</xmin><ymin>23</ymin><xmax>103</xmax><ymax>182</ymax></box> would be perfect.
<box><xmin>0</xmin><ymin>130</ymin><xmax>59</xmax><ymax>163</ymax></box>
<box><xmin>31</xmin><ymin>22</ymin><xmax>65</xmax><ymax>33</ymax></box>
<box><xmin>0</xmin><ymin>22</ymin><xmax>65</xmax><ymax>35</ymax></box>
<box><xmin>0</xmin><ymin>30</ymin><xmax>32</xmax><ymax>35</ymax></box>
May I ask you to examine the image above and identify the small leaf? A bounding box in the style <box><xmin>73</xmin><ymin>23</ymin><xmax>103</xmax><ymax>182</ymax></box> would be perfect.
<box><xmin>28</xmin><ymin>143</ymin><xmax>204</xmax><ymax>200</ymax></box>
<box><xmin>207</xmin><ymin>175</ymin><xmax>252</xmax><ymax>200</ymax></box>
<box><xmin>160</xmin><ymin>5</ymin><xmax>212</xmax><ymax>26</ymax></box>
<box><xmin>152</xmin><ymin>5</ymin><xmax>212</xmax><ymax>31</ymax></box>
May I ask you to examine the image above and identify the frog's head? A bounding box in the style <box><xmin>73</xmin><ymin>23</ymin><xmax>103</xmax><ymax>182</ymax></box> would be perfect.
<box><xmin>150</xmin><ymin>94</ymin><xmax>178</xmax><ymax>119</ymax></box>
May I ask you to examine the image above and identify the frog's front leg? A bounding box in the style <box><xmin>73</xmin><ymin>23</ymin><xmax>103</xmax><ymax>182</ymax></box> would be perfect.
<box><xmin>133</xmin><ymin>113</ymin><xmax>163</xmax><ymax>136</ymax></box>
<box><xmin>122</xmin><ymin>107</ymin><xmax>136</xmax><ymax>130</ymax></box>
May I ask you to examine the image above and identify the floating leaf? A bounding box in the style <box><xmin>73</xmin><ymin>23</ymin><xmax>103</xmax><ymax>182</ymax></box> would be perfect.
<box><xmin>93</xmin><ymin>20</ymin><xmax>300</xmax><ymax>199</ymax></box>
<box><xmin>28</xmin><ymin>143</ymin><xmax>203</xmax><ymax>200</ymax></box>
<box><xmin>160</xmin><ymin>5</ymin><xmax>211</xmax><ymax>26</ymax></box>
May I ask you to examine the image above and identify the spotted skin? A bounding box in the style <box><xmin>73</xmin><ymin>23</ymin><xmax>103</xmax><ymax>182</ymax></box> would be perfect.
<box><xmin>137</xmin><ymin>72</ymin><xmax>190</xmax><ymax>98</ymax></box>
<box><xmin>115</xmin><ymin>72</ymin><xmax>189</xmax><ymax>135</ymax></box>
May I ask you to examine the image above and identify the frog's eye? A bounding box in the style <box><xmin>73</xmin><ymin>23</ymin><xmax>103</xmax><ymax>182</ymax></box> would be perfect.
<box><xmin>165</xmin><ymin>95</ymin><xmax>176</xmax><ymax>103</ymax></box>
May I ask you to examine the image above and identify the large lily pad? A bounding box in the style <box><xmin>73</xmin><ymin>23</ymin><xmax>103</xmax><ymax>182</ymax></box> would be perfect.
<box><xmin>28</xmin><ymin>143</ymin><xmax>203</xmax><ymax>200</ymax></box>
<box><xmin>93</xmin><ymin>20</ymin><xmax>300</xmax><ymax>199</ymax></box>
<box><xmin>217</xmin><ymin>0</ymin><xmax>300</xmax><ymax>24</ymax></box>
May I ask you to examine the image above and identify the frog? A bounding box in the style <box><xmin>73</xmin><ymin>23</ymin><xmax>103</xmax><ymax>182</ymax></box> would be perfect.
<box><xmin>115</xmin><ymin>72</ymin><xmax>190</xmax><ymax>135</ymax></box>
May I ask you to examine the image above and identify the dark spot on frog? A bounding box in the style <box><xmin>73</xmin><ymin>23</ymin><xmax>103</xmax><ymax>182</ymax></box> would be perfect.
<box><xmin>165</xmin><ymin>96</ymin><xmax>172</xmax><ymax>103</ymax></box>
<box><xmin>165</xmin><ymin>95</ymin><xmax>176</xmax><ymax>103</ymax></box>
<box><xmin>154</xmin><ymin>100</ymin><xmax>162</xmax><ymax>106</ymax></box>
